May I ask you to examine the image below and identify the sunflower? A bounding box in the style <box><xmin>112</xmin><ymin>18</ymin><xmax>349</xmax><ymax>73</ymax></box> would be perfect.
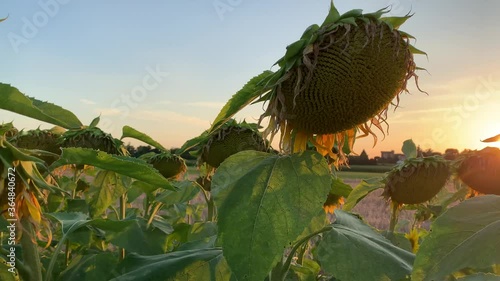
<box><xmin>252</xmin><ymin>2</ymin><xmax>426</xmax><ymax>165</ymax></box>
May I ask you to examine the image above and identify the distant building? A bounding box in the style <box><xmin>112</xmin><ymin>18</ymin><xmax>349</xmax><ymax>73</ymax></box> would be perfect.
<box><xmin>379</xmin><ymin>150</ymin><xmax>405</xmax><ymax>163</ymax></box>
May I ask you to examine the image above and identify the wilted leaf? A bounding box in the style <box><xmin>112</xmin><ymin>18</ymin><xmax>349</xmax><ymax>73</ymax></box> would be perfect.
<box><xmin>212</xmin><ymin>150</ymin><xmax>331</xmax><ymax>281</ymax></box>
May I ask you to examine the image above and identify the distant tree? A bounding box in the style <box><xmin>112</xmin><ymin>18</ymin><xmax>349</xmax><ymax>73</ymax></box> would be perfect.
<box><xmin>124</xmin><ymin>143</ymin><xmax>136</xmax><ymax>156</ymax></box>
<box><xmin>444</xmin><ymin>148</ymin><xmax>459</xmax><ymax>160</ymax></box>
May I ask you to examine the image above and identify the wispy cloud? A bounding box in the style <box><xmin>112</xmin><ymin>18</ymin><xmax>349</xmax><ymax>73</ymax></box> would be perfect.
<box><xmin>80</xmin><ymin>98</ymin><xmax>96</xmax><ymax>105</ymax></box>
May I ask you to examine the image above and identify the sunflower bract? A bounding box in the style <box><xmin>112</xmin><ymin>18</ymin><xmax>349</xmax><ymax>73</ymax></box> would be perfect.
<box><xmin>61</xmin><ymin>127</ymin><xmax>121</xmax><ymax>155</ymax></box>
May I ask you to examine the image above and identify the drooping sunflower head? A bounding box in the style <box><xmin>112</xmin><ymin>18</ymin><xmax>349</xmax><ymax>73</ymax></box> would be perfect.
<box><xmin>61</xmin><ymin>126</ymin><xmax>121</xmax><ymax>155</ymax></box>
<box><xmin>457</xmin><ymin>147</ymin><xmax>500</xmax><ymax>195</ymax></box>
<box><xmin>9</xmin><ymin>127</ymin><xmax>65</xmax><ymax>165</ymax></box>
<box><xmin>258</xmin><ymin>3</ymin><xmax>425</xmax><ymax>165</ymax></box>
<box><xmin>383</xmin><ymin>156</ymin><xmax>449</xmax><ymax>205</ymax></box>
<box><xmin>147</xmin><ymin>152</ymin><xmax>187</xmax><ymax>180</ymax></box>
<box><xmin>200</xmin><ymin>120</ymin><xmax>268</xmax><ymax>168</ymax></box>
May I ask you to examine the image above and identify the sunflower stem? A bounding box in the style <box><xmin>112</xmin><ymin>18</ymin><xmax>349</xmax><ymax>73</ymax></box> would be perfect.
<box><xmin>271</xmin><ymin>226</ymin><xmax>333</xmax><ymax>281</ymax></box>
<box><xmin>119</xmin><ymin>194</ymin><xmax>127</xmax><ymax>260</ymax></box>
<box><xmin>146</xmin><ymin>202</ymin><xmax>163</xmax><ymax>229</ymax></box>
<box><xmin>389</xmin><ymin>201</ymin><xmax>400</xmax><ymax>234</ymax></box>
<box><xmin>20</xmin><ymin>218</ymin><xmax>43</xmax><ymax>281</ymax></box>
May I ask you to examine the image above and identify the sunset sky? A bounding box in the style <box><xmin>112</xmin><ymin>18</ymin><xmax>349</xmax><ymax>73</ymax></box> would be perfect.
<box><xmin>1</xmin><ymin>0</ymin><xmax>499</xmax><ymax>158</ymax></box>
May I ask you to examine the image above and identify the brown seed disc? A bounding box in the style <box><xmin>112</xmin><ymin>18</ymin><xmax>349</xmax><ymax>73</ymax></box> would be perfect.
<box><xmin>281</xmin><ymin>21</ymin><xmax>410</xmax><ymax>134</ymax></box>
<box><xmin>384</xmin><ymin>160</ymin><xmax>449</xmax><ymax>204</ymax></box>
<box><xmin>458</xmin><ymin>147</ymin><xmax>500</xmax><ymax>195</ymax></box>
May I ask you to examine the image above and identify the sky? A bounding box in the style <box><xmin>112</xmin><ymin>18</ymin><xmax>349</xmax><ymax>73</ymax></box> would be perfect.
<box><xmin>1</xmin><ymin>0</ymin><xmax>499</xmax><ymax>158</ymax></box>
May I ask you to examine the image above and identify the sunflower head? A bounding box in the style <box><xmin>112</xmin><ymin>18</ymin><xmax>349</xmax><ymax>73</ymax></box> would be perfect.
<box><xmin>147</xmin><ymin>152</ymin><xmax>187</xmax><ymax>180</ymax></box>
<box><xmin>457</xmin><ymin>147</ymin><xmax>500</xmax><ymax>195</ymax></box>
<box><xmin>61</xmin><ymin>126</ymin><xmax>121</xmax><ymax>155</ymax></box>
<box><xmin>383</xmin><ymin>156</ymin><xmax>449</xmax><ymax>204</ymax></box>
<box><xmin>9</xmin><ymin>127</ymin><xmax>64</xmax><ymax>165</ymax></box>
<box><xmin>257</xmin><ymin>3</ymin><xmax>425</xmax><ymax>165</ymax></box>
<box><xmin>323</xmin><ymin>193</ymin><xmax>344</xmax><ymax>214</ymax></box>
<box><xmin>200</xmin><ymin>120</ymin><xmax>268</xmax><ymax>168</ymax></box>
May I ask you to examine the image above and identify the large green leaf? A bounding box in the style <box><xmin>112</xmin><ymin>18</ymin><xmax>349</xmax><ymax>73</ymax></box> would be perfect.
<box><xmin>58</xmin><ymin>253</ymin><xmax>118</xmax><ymax>281</ymax></box>
<box><xmin>89</xmin><ymin>219</ymin><xmax>168</xmax><ymax>255</ymax></box>
<box><xmin>457</xmin><ymin>273</ymin><xmax>500</xmax><ymax>281</ymax></box>
<box><xmin>110</xmin><ymin>248</ymin><xmax>230</xmax><ymax>281</ymax></box>
<box><xmin>316</xmin><ymin>210</ymin><xmax>414</xmax><ymax>281</ymax></box>
<box><xmin>209</xmin><ymin>70</ymin><xmax>273</xmax><ymax>133</ymax></box>
<box><xmin>121</xmin><ymin>126</ymin><xmax>168</xmax><ymax>151</ymax></box>
<box><xmin>212</xmin><ymin>150</ymin><xmax>331</xmax><ymax>281</ymax></box>
<box><xmin>0</xmin><ymin>83</ymin><xmax>82</xmax><ymax>129</ymax></box>
<box><xmin>412</xmin><ymin>195</ymin><xmax>500</xmax><ymax>281</ymax></box>
<box><xmin>50</xmin><ymin>148</ymin><xmax>175</xmax><ymax>190</ymax></box>
<box><xmin>86</xmin><ymin>170</ymin><xmax>129</xmax><ymax>217</ymax></box>
<box><xmin>342</xmin><ymin>177</ymin><xmax>384</xmax><ymax>211</ymax></box>
<box><xmin>155</xmin><ymin>180</ymin><xmax>200</xmax><ymax>206</ymax></box>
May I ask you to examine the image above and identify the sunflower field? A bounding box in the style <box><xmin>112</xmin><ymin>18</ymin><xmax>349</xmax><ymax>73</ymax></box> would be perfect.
<box><xmin>1</xmin><ymin>2</ymin><xmax>500</xmax><ymax>281</ymax></box>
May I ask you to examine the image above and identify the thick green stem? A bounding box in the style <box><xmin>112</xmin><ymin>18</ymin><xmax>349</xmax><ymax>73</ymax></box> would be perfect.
<box><xmin>20</xmin><ymin>218</ymin><xmax>43</xmax><ymax>281</ymax></box>
<box><xmin>196</xmin><ymin>183</ymin><xmax>215</xmax><ymax>221</ymax></box>
<box><xmin>119</xmin><ymin>194</ymin><xmax>127</xmax><ymax>260</ymax></box>
<box><xmin>270</xmin><ymin>226</ymin><xmax>333</xmax><ymax>281</ymax></box>
<box><xmin>146</xmin><ymin>202</ymin><xmax>163</xmax><ymax>229</ymax></box>
<box><xmin>389</xmin><ymin>201</ymin><xmax>400</xmax><ymax>234</ymax></box>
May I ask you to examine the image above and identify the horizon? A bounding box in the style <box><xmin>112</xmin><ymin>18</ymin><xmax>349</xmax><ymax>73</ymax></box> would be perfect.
<box><xmin>1</xmin><ymin>0</ymin><xmax>499</xmax><ymax>157</ymax></box>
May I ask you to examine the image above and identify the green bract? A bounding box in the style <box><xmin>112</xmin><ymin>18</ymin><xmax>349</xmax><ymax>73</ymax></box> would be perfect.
<box><xmin>61</xmin><ymin>127</ymin><xmax>122</xmax><ymax>155</ymax></box>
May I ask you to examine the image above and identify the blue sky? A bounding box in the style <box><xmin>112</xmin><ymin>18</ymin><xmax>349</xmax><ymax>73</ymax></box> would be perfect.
<box><xmin>1</xmin><ymin>0</ymin><xmax>500</xmax><ymax>157</ymax></box>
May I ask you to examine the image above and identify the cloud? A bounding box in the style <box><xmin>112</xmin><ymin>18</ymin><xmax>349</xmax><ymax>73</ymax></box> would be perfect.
<box><xmin>80</xmin><ymin>98</ymin><xmax>96</xmax><ymax>105</ymax></box>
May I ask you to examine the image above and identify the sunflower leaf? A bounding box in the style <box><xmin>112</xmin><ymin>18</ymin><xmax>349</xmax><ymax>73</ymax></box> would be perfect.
<box><xmin>212</xmin><ymin>150</ymin><xmax>331</xmax><ymax>281</ymax></box>
<box><xmin>316</xmin><ymin>210</ymin><xmax>415</xmax><ymax>281</ymax></box>
<box><xmin>121</xmin><ymin>125</ymin><xmax>168</xmax><ymax>152</ymax></box>
<box><xmin>0</xmin><ymin>83</ymin><xmax>83</xmax><ymax>129</ymax></box>
<box><xmin>50</xmin><ymin>148</ymin><xmax>175</xmax><ymax>190</ymax></box>
<box><xmin>412</xmin><ymin>195</ymin><xmax>500</xmax><ymax>281</ymax></box>
<box><xmin>342</xmin><ymin>177</ymin><xmax>384</xmax><ymax>211</ymax></box>
<box><xmin>209</xmin><ymin>71</ymin><xmax>274</xmax><ymax>134</ymax></box>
